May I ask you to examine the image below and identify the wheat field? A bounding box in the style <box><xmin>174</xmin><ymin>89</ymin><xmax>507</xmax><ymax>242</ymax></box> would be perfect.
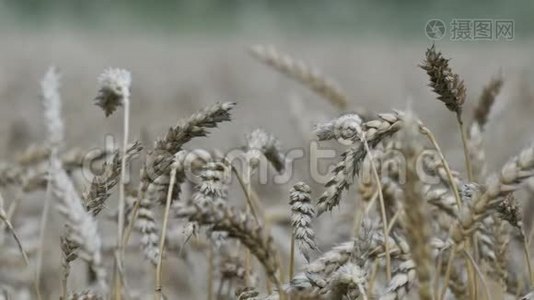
<box><xmin>1</xmin><ymin>30</ymin><xmax>534</xmax><ymax>300</ymax></box>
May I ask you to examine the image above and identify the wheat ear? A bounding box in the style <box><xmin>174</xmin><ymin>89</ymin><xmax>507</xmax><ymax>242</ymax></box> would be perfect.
<box><xmin>358</xmin><ymin>132</ymin><xmax>392</xmax><ymax>281</ymax></box>
<box><xmin>379</xmin><ymin>260</ymin><xmax>416</xmax><ymax>300</ymax></box>
<box><xmin>154</xmin><ymin>153</ymin><xmax>183</xmax><ymax>299</ymax></box>
<box><xmin>473</xmin><ymin>73</ymin><xmax>503</xmax><ymax>130</ymax></box>
<box><xmin>420</xmin><ymin>45</ymin><xmax>473</xmax><ymax>181</ymax></box>
<box><xmin>94</xmin><ymin>67</ymin><xmax>132</xmax><ymax>299</ymax></box>
<box><xmin>399</xmin><ymin>114</ymin><xmax>434</xmax><ymax>300</ymax></box>
<box><xmin>249</xmin><ymin>45</ymin><xmax>348</xmax><ymax>110</ymax></box>
<box><xmin>85</xmin><ymin>142</ymin><xmax>142</xmax><ymax>216</ymax></box>
<box><xmin>123</xmin><ymin>102</ymin><xmax>235</xmax><ymax>256</ymax></box>
<box><xmin>244</xmin><ymin>128</ymin><xmax>285</xmax><ymax>283</ymax></box>
<box><xmin>68</xmin><ymin>290</ymin><xmax>103</xmax><ymax>300</ymax></box>
<box><xmin>174</xmin><ymin>162</ymin><xmax>281</xmax><ymax>293</ymax></box>
<box><xmin>289</xmin><ymin>182</ymin><xmax>317</xmax><ymax>263</ymax></box>
<box><xmin>51</xmin><ymin>155</ymin><xmax>107</xmax><ymax>293</ymax></box>
<box><xmin>316</xmin><ymin>112</ymin><xmax>402</xmax><ymax>215</ymax></box>
<box><xmin>36</xmin><ymin>66</ymin><xmax>63</xmax><ymax>300</ymax></box>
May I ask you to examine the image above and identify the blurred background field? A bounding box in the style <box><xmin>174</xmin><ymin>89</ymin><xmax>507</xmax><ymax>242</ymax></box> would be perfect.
<box><xmin>0</xmin><ymin>0</ymin><xmax>533</xmax><ymax>174</ymax></box>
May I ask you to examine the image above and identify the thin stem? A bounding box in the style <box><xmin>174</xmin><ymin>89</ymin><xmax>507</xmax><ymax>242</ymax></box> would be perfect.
<box><xmin>264</xmin><ymin>218</ymin><xmax>273</xmax><ymax>295</ymax></box>
<box><xmin>244</xmin><ymin>165</ymin><xmax>253</xmax><ymax>285</ymax></box>
<box><xmin>115</xmin><ymin>97</ymin><xmax>130</xmax><ymax>300</ymax></box>
<box><xmin>61</xmin><ymin>264</ymin><xmax>69</xmax><ymax>300</ymax></box>
<box><xmin>231</xmin><ymin>165</ymin><xmax>260</xmax><ymax>223</ymax></box>
<box><xmin>521</xmin><ymin>230</ymin><xmax>534</xmax><ymax>286</ymax></box>
<box><xmin>154</xmin><ymin>164</ymin><xmax>178</xmax><ymax>299</ymax></box>
<box><xmin>121</xmin><ymin>195</ymin><xmax>140</xmax><ymax>248</ymax></box>
<box><xmin>0</xmin><ymin>192</ymin><xmax>40</xmax><ymax>300</ymax></box>
<box><xmin>439</xmin><ymin>244</ymin><xmax>457</xmax><ymax>300</ymax></box>
<box><xmin>462</xmin><ymin>249</ymin><xmax>491</xmax><ymax>300</ymax></box>
<box><xmin>289</xmin><ymin>233</ymin><xmax>295</xmax><ymax>280</ymax></box>
<box><xmin>367</xmin><ymin>259</ymin><xmax>379</xmax><ymax>294</ymax></box>
<box><xmin>352</xmin><ymin>194</ymin><xmax>378</xmax><ymax>238</ymax></box>
<box><xmin>433</xmin><ymin>249</ymin><xmax>444</xmax><ymax>300</ymax></box>
<box><xmin>420</xmin><ymin>126</ymin><xmax>462</xmax><ymax>209</ymax></box>
<box><xmin>257</xmin><ymin>196</ymin><xmax>284</xmax><ymax>299</ymax></box>
<box><xmin>207</xmin><ymin>244</ymin><xmax>214</xmax><ymax>300</ymax></box>
<box><xmin>361</xmin><ymin>137</ymin><xmax>391</xmax><ymax>281</ymax></box>
<box><xmin>35</xmin><ymin>150</ymin><xmax>58</xmax><ymax>300</ymax></box>
<box><xmin>464</xmin><ymin>239</ymin><xmax>477</xmax><ymax>299</ymax></box>
<box><xmin>216</xmin><ymin>279</ymin><xmax>224</xmax><ymax>300</ymax></box>
<box><xmin>0</xmin><ymin>213</ymin><xmax>31</xmax><ymax>266</ymax></box>
<box><xmin>422</xmin><ymin>124</ymin><xmax>476</xmax><ymax>298</ymax></box>
<box><xmin>386</xmin><ymin>209</ymin><xmax>401</xmax><ymax>235</ymax></box>
<box><xmin>456</xmin><ymin>112</ymin><xmax>474</xmax><ymax>182</ymax></box>
<box><xmin>358</xmin><ymin>284</ymin><xmax>368</xmax><ymax>300</ymax></box>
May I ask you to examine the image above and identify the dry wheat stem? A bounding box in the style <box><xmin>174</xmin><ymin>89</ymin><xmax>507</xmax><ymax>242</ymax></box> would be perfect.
<box><xmin>467</xmin><ymin>123</ymin><xmax>487</xmax><ymax>181</ymax></box>
<box><xmin>316</xmin><ymin>112</ymin><xmax>403</xmax><ymax>216</ymax></box>
<box><xmin>521</xmin><ymin>230</ymin><xmax>534</xmax><ymax>286</ymax></box>
<box><xmin>208</xmin><ymin>243</ymin><xmax>214</xmax><ymax>300</ymax></box>
<box><xmin>122</xmin><ymin>102</ymin><xmax>235</xmax><ymax>255</ymax></box>
<box><xmin>114</xmin><ymin>93</ymin><xmax>130</xmax><ymax>300</ymax></box>
<box><xmin>244</xmin><ymin>165</ymin><xmax>253</xmax><ymax>286</ymax></box>
<box><xmin>35</xmin><ymin>67</ymin><xmax>63</xmax><ymax>300</ymax></box>
<box><xmin>419</xmin><ymin>126</ymin><xmax>462</xmax><ymax>209</ymax></box>
<box><xmin>400</xmin><ymin>116</ymin><xmax>434</xmax><ymax>300</ymax></box>
<box><xmin>0</xmin><ymin>211</ymin><xmax>31</xmax><ymax>268</ymax></box>
<box><xmin>489</xmin><ymin>218</ymin><xmax>509</xmax><ymax>290</ymax></box>
<box><xmin>173</xmin><ymin>162</ymin><xmax>282</xmax><ymax>293</ymax></box>
<box><xmin>361</xmin><ymin>138</ymin><xmax>391</xmax><ymax>281</ymax></box>
<box><xmin>35</xmin><ymin>151</ymin><xmax>54</xmax><ymax>300</ymax></box>
<box><xmin>231</xmin><ymin>165</ymin><xmax>260</xmax><ymax>223</ymax></box>
<box><xmin>439</xmin><ymin>243</ymin><xmax>458</xmax><ymax>300</ymax></box>
<box><xmin>0</xmin><ymin>192</ymin><xmax>37</xmax><ymax>299</ymax></box>
<box><xmin>457</xmin><ymin>112</ymin><xmax>474</xmax><ymax>182</ymax></box>
<box><xmin>289</xmin><ymin>233</ymin><xmax>295</xmax><ymax>281</ymax></box>
<box><xmin>462</xmin><ymin>248</ymin><xmax>492</xmax><ymax>300</ymax></box>
<box><xmin>154</xmin><ymin>159</ymin><xmax>179</xmax><ymax>300</ymax></box>
<box><xmin>52</xmin><ymin>157</ymin><xmax>107</xmax><ymax>293</ymax></box>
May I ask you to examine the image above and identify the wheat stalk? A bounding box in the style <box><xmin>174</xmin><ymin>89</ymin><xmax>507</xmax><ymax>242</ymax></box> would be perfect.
<box><xmin>420</xmin><ymin>45</ymin><xmax>473</xmax><ymax>181</ymax></box>
<box><xmin>84</xmin><ymin>142</ymin><xmax>142</xmax><ymax>216</ymax></box>
<box><xmin>174</xmin><ymin>161</ymin><xmax>282</xmax><ymax>293</ymax></box>
<box><xmin>123</xmin><ymin>102</ymin><xmax>235</xmax><ymax>261</ymax></box>
<box><xmin>50</xmin><ymin>155</ymin><xmax>107</xmax><ymax>293</ymax></box>
<box><xmin>94</xmin><ymin>67</ymin><xmax>133</xmax><ymax>299</ymax></box>
<box><xmin>154</xmin><ymin>152</ymin><xmax>184</xmax><ymax>299</ymax></box>
<box><xmin>316</xmin><ymin>112</ymin><xmax>402</xmax><ymax>215</ymax></box>
<box><xmin>398</xmin><ymin>113</ymin><xmax>434</xmax><ymax>300</ymax></box>
<box><xmin>36</xmin><ymin>66</ymin><xmax>64</xmax><ymax>300</ymax></box>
